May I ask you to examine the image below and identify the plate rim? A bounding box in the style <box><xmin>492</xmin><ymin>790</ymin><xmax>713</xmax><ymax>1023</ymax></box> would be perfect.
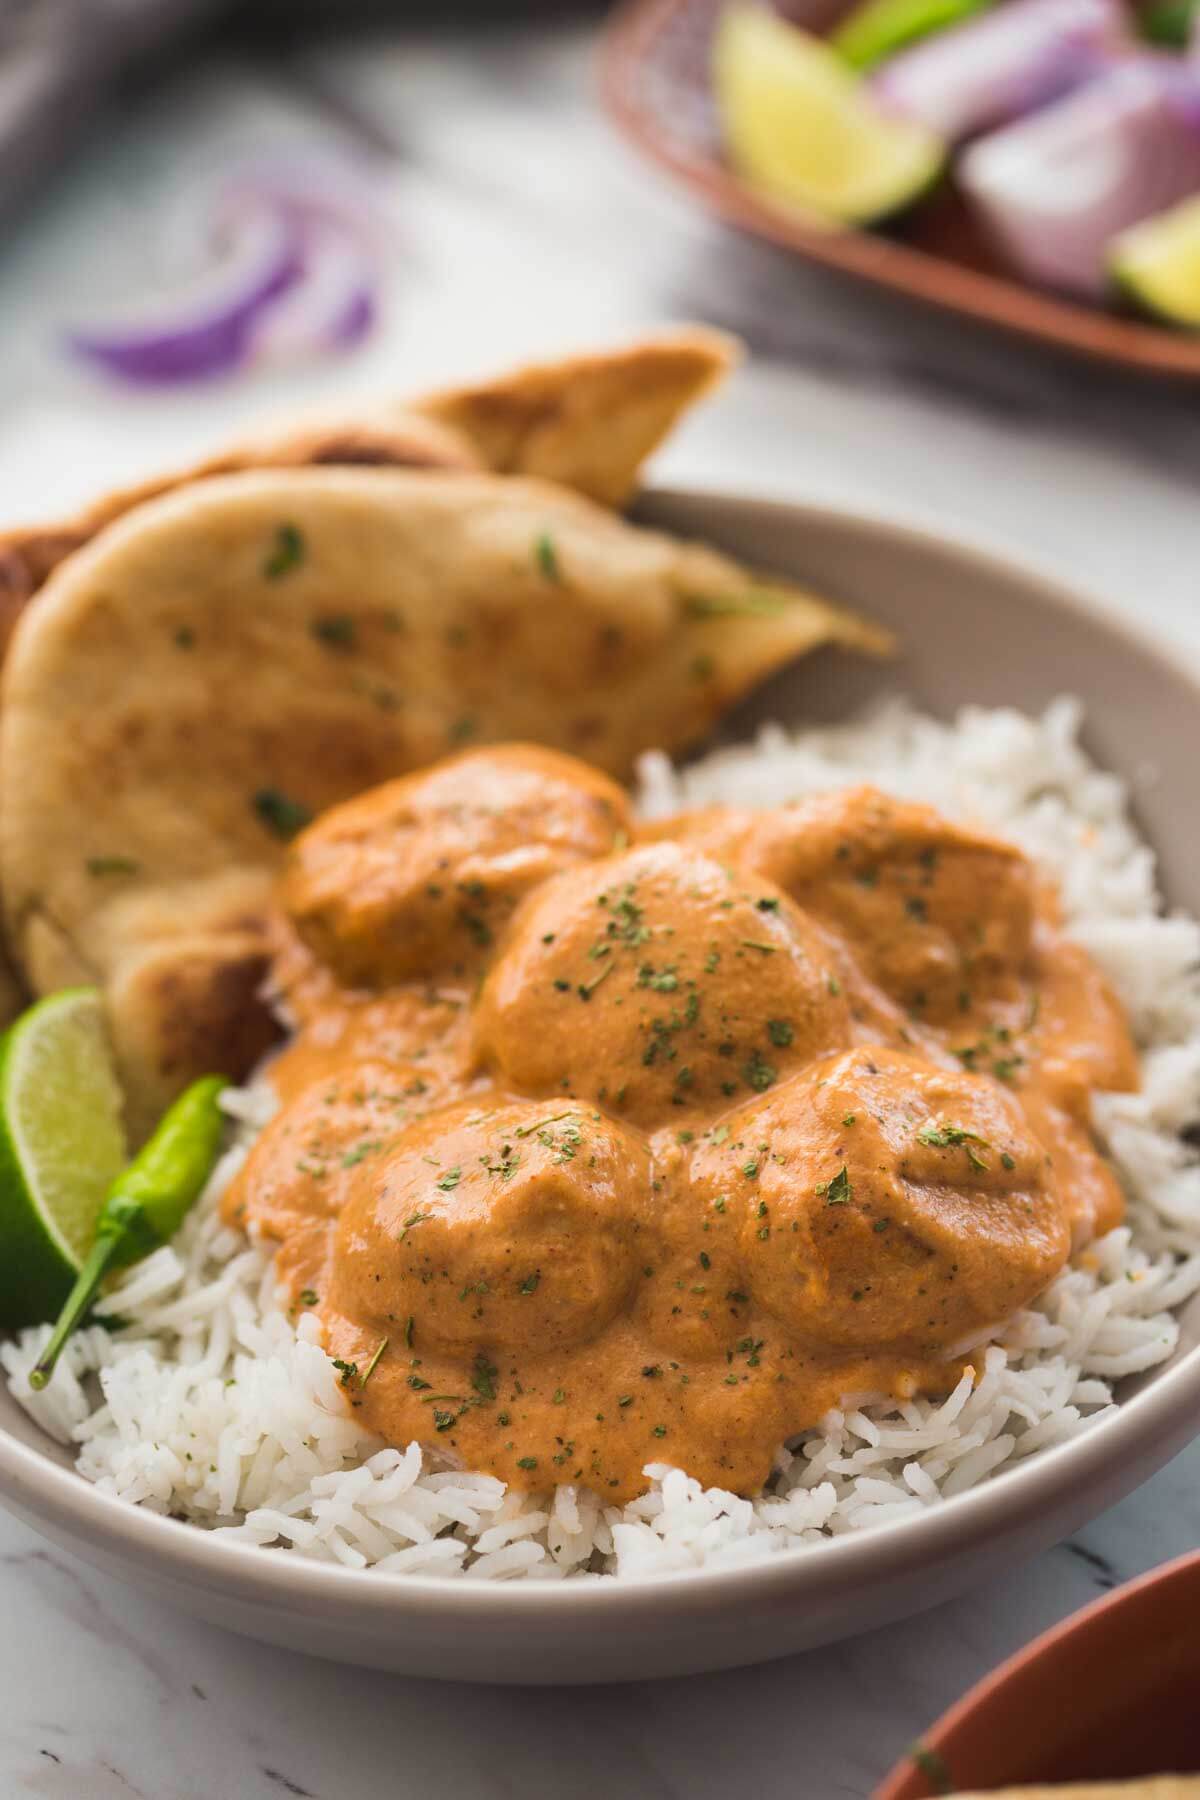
<box><xmin>1</xmin><ymin>487</ymin><xmax>1199</xmax><ymax>1624</ymax></box>
<box><xmin>599</xmin><ymin>0</ymin><xmax>1200</xmax><ymax>380</ymax></box>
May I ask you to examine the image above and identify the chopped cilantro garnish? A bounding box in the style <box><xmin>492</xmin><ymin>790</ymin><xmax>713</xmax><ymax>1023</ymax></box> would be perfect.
<box><xmin>252</xmin><ymin>788</ymin><xmax>313</xmax><ymax>840</ymax></box>
<box><xmin>263</xmin><ymin>522</ymin><xmax>304</xmax><ymax>579</ymax></box>
<box><xmin>86</xmin><ymin>855</ymin><xmax>140</xmax><ymax>877</ymax></box>
<box><xmin>534</xmin><ymin>532</ymin><xmax>561</xmax><ymax>582</ymax></box>
<box><xmin>826</xmin><ymin>1164</ymin><xmax>852</xmax><ymax>1205</ymax></box>
<box><xmin>310</xmin><ymin>613</ymin><xmax>357</xmax><ymax>650</ymax></box>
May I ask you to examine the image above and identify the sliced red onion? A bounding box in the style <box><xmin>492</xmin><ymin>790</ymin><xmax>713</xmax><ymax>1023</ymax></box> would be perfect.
<box><xmin>64</xmin><ymin>153</ymin><xmax>389</xmax><ymax>386</ymax></box>
<box><xmin>246</xmin><ymin>228</ymin><xmax>379</xmax><ymax>363</ymax></box>
<box><xmin>958</xmin><ymin>59</ymin><xmax>1200</xmax><ymax>296</ymax></box>
<box><xmin>66</xmin><ymin>211</ymin><xmax>304</xmax><ymax>384</ymax></box>
<box><xmin>870</xmin><ymin>0</ymin><xmax>1132</xmax><ymax>141</ymax></box>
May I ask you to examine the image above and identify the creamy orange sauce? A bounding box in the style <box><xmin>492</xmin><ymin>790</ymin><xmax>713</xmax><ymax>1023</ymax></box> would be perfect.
<box><xmin>222</xmin><ymin>745</ymin><xmax>1137</xmax><ymax>1502</ymax></box>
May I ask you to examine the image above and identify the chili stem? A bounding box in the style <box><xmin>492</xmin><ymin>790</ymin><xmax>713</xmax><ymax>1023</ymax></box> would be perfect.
<box><xmin>29</xmin><ymin>1235</ymin><xmax>119</xmax><ymax>1389</ymax></box>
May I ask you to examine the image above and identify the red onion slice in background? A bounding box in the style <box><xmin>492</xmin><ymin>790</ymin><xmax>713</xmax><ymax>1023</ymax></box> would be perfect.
<box><xmin>246</xmin><ymin>228</ymin><xmax>378</xmax><ymax>363</ymax></box>
<box><xmin>870</xmin><ymin>0</ymin><xmax>1132</xmax><ymax>141</ymax></box>
<box><xmin>64</xmin><ymin>153</ymin><xmax>390</xmax><ymax>386</ymax></box>
<box><xmin>65</xmin><ymin>209</ymin><xmax>304</xmax><ymax>384</ymax></box>
<box><xmin>958</xmin><ymin>59</ymin><xmax>1200</xmax><ymax>295</ymax></box>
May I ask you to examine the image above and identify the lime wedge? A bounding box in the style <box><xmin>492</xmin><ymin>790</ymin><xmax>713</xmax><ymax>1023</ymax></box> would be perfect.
<box><xmin>0</xmin><ymin>988</ymin><xmax>128</xmax><ymax>1329</ymax></box>
<box><xmin>713</xmin><ymin>4</ymin><xmax>946</xmax><ymax>225</ymax></box>
<box><xmin>832</xmin><ymin>0</ymin><xmax>994</xmax><ymax>72</ymax></box>
<box><xmin>1110</xmin><ymin>196</ymin><xmax>1200</xmax><ymax>330</ymax></box>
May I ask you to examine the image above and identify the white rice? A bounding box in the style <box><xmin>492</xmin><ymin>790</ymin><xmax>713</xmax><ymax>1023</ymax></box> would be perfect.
<box><xmin>6</xmin><ymin>696</ymin><xmax>1200</xmax><ymax>1581</ymax></box>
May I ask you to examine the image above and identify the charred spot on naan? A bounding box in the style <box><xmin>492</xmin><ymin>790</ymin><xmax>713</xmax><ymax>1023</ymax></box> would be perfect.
<box><xmin>107</xmin><ymin>934</ymin><xmax>281</xmax><ymax>1140</ymax></box>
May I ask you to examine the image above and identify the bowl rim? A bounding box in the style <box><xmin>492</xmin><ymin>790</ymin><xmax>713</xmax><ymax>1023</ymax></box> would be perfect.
<box><xmin>873</xmin><ymin>1545</ymin><xmax>1200</xmax><ymax>1797</ymax></box>
<box><xmin>2</xmin><ymin>487</ymin><xmax>1199</xmax><ymax>1621</ymax></box>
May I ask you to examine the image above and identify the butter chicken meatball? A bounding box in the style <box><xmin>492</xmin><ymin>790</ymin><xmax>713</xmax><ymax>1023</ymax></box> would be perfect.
<box><xmin>220</xmin><ymin>1059</ymin><xmax>432</xmax><ymax>1298</ymax></box>
<box><xmin>474</xmin><ymin>841</ymin><xmax>855</xmax><ymax>1129</ymax></box>
<box><xmin>281</xmin><ymin>745</ymin><xmax>631</xmax><ymax>988</ymax></box>
<box><xmin>326</xmin><ymin>1099</ymin><xmax>650</xmax><ymax>1358</ymax></box>
<box><xmin>702</xmin><ymin>787</ymin><xmax>1037</xmax><ymax>1024</ymax></box>
<box><xmin>689</xmin><ymin>1046</ymin><xmax>1070</xmax><ymax>1354</ymax></box>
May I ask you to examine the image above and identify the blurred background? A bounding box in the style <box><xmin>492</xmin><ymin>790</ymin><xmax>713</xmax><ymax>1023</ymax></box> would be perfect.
<box><xmin>0</xmin><ymin>0</ymin><xmax>1197</xmax><ymax>636</ymax></box>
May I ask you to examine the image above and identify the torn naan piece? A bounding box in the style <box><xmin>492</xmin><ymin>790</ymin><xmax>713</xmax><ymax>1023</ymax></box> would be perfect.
<box><xmin>0</xmin><ymin>464</ymin><xmax>888</xmax><ymax>1138</ymax></box>
<box><xmin>413</xmin><ymin>326</ymin><xmax>736</xmax><ymax>507</ymax></box>
<box><xmin>0</xmin><ymin>327</ymin><xmax>735</xmax><ymax>650</ymax></box>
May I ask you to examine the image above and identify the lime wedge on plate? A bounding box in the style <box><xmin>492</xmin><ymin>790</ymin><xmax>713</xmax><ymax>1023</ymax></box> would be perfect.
<box><xmin>0</xmin><ymin>988</ymin><xmax>128</xmax><ymax>1329</ymax></box>
<box><xmin>1110</xmin><ymin>195</ymin><xmax>1200</xmax><ymax>330</ymax></box>
<box><xmin>713</xmin><ymin>4</ymin><xmax>946</xmax><ymax>225</ymax></box>
<box><xmin>832</xmin><ymin>0</ymin><xmax>993</xmax><ymax>72</ymax></box>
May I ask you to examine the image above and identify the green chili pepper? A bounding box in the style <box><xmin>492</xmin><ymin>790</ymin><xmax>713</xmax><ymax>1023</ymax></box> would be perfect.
<box><xmin>29</xmin><ymin>1075</ymin><xmax>228</xmax><ymax>1389</ymax></box>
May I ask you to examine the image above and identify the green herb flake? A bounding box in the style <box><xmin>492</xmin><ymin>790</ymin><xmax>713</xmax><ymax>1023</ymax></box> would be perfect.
<box><xmin>767</xmin><ymin>1019</ymin><xmax>794</xmax><ymax>1047</ymax></box>
<box><xmin>310</xmin><ymin>613</ymin><xmax>357</xmax><ymax>651</ymax></box>
<box><xmin>909</xmin><ymin>1743</ymin><xmax>954</xmax><ymax>1796</ymax></box>
<box><xmin>298</xmin><ymin>1288</ymin><xmax>319</xmax><ymax>1307</ymax></box>
<box><xmin>471</xmin><ymin>1355</ymin><xmax>498</xmax><ymax>1402</ymax></box>
<box><xmin>252</xmin><ymin>788</ymin><xmax>313</xmax><ymax>841</ymax></box>
<box><xmin>826</xmin><ymin>1164</ymin><xmax>853</xmax><ymax>1206</ymax></box>
<box><xmin>742</xmin><ymin>1051</ymin><xmax>777</xmax><ymax>1093</ymax></box>
<box><xmin>360</xmin><ymin>1337</ymin><xmax>389</xmax><ymax>1387</ymax></box>
<box><xmin>263</xmin><ymin>521</ymin><xmax>305</xmax><ymax>579</ymax></box>
<box><xmin>534</xmin><ymin>531</ymin><xmax>561</xmax><ymax>582</ymax></box>
<box><xmin>917</xmin><ymin>1119</ymin><xmax>991</xmax><ymax>1169</ymax></box>
<box><xmin>518</xmin><ymin>1271</ymin><xmax>541</xmax><ymax>1295</ymax></box>
<box><xmin>436</xmin><ymin>1167</ymin><xmax>462</xmax><ymax>1191</ymax></box>
<box><xmin>86</xmin><ymin>855</ymin><xmax>140</xmax><ymax>878</ymax></box>
<box><xmin>516</xmin><ymin>1456</ymin><xmax>539</xmax><ymax>1471</ymax></box>
<box><xmin>683</xmin><ymin>589</ymin><xmax>790</xmax><ymax>620</ymax></box>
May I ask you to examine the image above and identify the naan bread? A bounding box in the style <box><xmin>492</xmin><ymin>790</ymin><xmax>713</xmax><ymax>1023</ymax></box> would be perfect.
<box><xmin>414</xmin><ymin>327</ymin><xmax>735</xmax><ymax>506</ymax></box>
<box><xmin>0</xmin><ymin>464</ymin><xmax>888</xmax><ymax>1137</ymax></box>
<box><xmin>0</xmin><ymin>327</ymin><xmax>735</xmax><ymax>650</ymax></box>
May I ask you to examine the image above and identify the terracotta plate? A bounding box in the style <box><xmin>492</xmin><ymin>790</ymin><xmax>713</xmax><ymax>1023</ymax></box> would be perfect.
<box><xmin>875</xmin><ymin>1548</ymin><xmax>1200</xmax><ymax>1795</ymax></box>
<box><xmin>600</xmin><ymin>0</ymin><xmax>1200</xmax><ymax>379</ymax></box>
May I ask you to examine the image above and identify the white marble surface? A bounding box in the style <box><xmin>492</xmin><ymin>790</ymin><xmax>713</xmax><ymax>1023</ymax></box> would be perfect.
<box><xmin>0</xmin><ymin>12</ymin><xmax>1199</xmax><ymax>1796</ymax></box>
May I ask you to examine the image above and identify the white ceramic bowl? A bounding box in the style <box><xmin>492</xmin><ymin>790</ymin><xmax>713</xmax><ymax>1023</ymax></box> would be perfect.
<box><xmin>3</xmin><ymin>489</ymin><xmax>1199</xmax><ymax>1685</ymax></box>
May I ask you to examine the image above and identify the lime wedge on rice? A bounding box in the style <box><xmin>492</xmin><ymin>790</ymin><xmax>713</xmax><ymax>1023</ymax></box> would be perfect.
<box><xmin>832</xmin><ymin>0</ymin><xmax>993</xmax><ymax>73</ymax></box>
<box><xmin>1109</xmin><ymin>195</ymin><xmax>1200</xmax><ymax>330</ymax></box>
<box><xmin>713</xmin><ymin>4</ymin><xmax>946</xmax><ymax>225</ymax></box>
<box><xmin>0</xmin><ymin>988</ymin><xmax>128</xmax><ymax>1329</ymax></box>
